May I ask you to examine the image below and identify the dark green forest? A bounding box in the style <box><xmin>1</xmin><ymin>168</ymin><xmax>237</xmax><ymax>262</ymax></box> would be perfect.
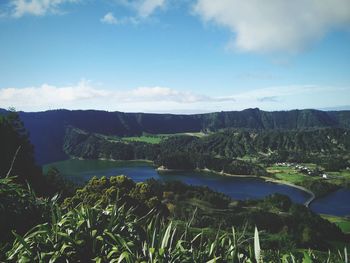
<box><xmin>1</xmin><ymin>107</ymin><xmax>349</xmax><ymax>164</ymax></box>
<box><xmin>62</xmin><ymin>125</ymin><xmax>350</xmax><ymax>173</ymax></box>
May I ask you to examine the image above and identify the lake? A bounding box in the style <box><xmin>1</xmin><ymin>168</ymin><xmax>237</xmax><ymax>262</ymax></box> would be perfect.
<box><xmin>310</xmin><ymin>188</ymin><xmax>350</xmax><ymax>216</ymax></box>
<box><xmin>44</xmin><ymin>159</ymin><xmax>350</xmax><ymax>216</ymax></box>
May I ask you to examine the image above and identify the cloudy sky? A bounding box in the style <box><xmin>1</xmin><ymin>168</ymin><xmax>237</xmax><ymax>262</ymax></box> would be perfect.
<box><xmin>0</xmin><ymin>0</ymin><xmax>350</xmax><ymax>113</ymax></box>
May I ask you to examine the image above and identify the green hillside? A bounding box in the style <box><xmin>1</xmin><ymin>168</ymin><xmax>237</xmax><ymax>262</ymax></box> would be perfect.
<box><xmin>63</xmin><ymin>126</ymin><xmax>350</xmax><ymax>170</ymax></box>
<box><xmin>1</xmin><ymin>108</ymin><xmax>350</xmax><ymax>164</ymax></box>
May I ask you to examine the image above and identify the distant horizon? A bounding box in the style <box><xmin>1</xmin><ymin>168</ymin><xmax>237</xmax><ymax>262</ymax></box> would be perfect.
<box><xmin>2</xmin><ymin>105</ymin><xmax>350</xmax><ymax>115</ymax></box>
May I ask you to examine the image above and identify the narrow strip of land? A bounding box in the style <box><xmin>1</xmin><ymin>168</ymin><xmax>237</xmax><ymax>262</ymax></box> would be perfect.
<box><xmin>262</xmin><ymin>177</ymin><xmax>315</xmax><ymax>207</ymax></box>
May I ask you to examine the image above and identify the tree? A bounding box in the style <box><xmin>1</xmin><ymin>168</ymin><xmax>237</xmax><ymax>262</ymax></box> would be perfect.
<box><xmin>0</xmin><ymin>110</ymin><xmax>42</xmax><ymax>192</ymax></box>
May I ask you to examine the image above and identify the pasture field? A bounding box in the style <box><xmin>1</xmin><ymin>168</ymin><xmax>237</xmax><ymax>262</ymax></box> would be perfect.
<box><xmin>122</xmin><ymin>135</ymin><xmax>163</xmax><ymax>144</ymax></box>
<box><xmin>122</xmin><ymin>132</ymin><xmax>207</xmax><ymax>144</ymax></box>
<box><xmin>267</xmin><ymin>164</ymin><xmax>350</xmax><ymax>188</ymax></box>
<box><xmin>321</xmin><ymin>214</ymin><xmax>350</xmax><ymax>233</ymax></box>
<box><xmin>266</xmin><ymin>165</ymin><xmax>311</xmax><ymax>185</ymax></box>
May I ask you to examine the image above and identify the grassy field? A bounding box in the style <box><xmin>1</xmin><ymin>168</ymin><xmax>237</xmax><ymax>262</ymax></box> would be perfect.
<box><xmin>321</xmin><ymin>214</ymin><xmax>350</xmax><ymax>233</ymax></box>
<box><xmin>267</xmin><ymin>164</ymin><xmax>350</xmax><ymax>188</ymax></box>
<box><xmin>328</xmin><ymin>170</ymin><xmax>350</xmax><ymax>179</ymax></box>
<box><xmin>266</xmin><ymin>165</ymin><xmax>311</xmax><ymax>185</ymax></box>
<box><xmin>155</xmin><ymin>132</ymin><xmax>207</xmax><ymax>138</ymax></box>
<box><xmin>122</xmin><ymin>135</ymin><xmax>163</xmax><ymax>144</ymax></box>
<box><xmin>122</xmin><ymin>132</ymin><xmax>207</xmax><ymax>144</ymax></box>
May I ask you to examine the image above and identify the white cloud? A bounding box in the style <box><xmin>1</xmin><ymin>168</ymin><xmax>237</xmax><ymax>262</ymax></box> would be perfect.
<box><xmin>100</xmin><ymin>12</ymin><xmax>139</xmax><ymax>25</ymax></box>
<box><xmin>101</xmin><ymin>12</ymin><xmax>118</xmax><ymax>24</ymax></box>
<box><xmin>1</xmin><ymin>81</ymin><xmax>348</xmax><ymax>113</ymax></box>
<box><xmin>129</xmin><ymin>87</ymin><xmax>207</xmax><ymax>103</ymax></box>
<box><xmin>0</xmin><ymin>80</ymin><xmax>108</xmax><ymax>107</ymax></box>
<box><xmin>194</xmin><ymin>0</ymin><xmax>350</xmax><ymax>53</ymax></box>
<box><xmin>11</xmin><ymin>0</ymin><xmax>78</xmax><ymax>17</ymax></box>
<box><xmin>0</xmin><ymin>80</ymin><xmax>234</xmax><ymax>112</ymax></box>
<box><xmin>113</xmin><ymin>0</ymin><xmax>166</xmax><ymax>23</ymax></box>
<box><xmin>136</xmin><ymin>0</ymin><xmax>165</xmax><ymax>18</ymax></box>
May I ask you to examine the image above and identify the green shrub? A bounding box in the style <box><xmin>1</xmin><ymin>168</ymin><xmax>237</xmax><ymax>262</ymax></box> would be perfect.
<box><xmin>0</xmin><ymin>177</ymin><xmax>55</xmax><ymax>253</ymax></box>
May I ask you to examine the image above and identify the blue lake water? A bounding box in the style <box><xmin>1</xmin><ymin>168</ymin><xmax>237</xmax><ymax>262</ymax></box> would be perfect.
<box><xmin>45</xmin><ymin>159</ymin><xmax>350</xmax><ymax>216</ymax></box>
<box><xmin>310</xmin><ymin>188</ymin><xmax>350</xmax><ymax>216</ymax></box>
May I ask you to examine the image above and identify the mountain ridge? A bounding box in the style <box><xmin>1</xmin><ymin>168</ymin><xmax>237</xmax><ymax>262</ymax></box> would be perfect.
<box><xmin>1</xmin><ymin>108</ymin><xmax>350</xmax><ymax>164</ymax></box>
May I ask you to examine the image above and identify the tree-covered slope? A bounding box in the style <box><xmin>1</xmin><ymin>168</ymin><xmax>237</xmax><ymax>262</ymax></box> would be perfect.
<box><xmin>1</xmin><ymin>108</ymin><xmax>350</xmax><ymax>164</ymax></box>
<box><xmin>0</xmin><ymin>111</ymin><xmax>75</xmax><ymax>197</ymax></box>
<box><xmin>0</xmin><ymin>111</ymin><xmax>42</xmax><ymax>188</ymax></box>
<box><xmin>188</xmin><ymin>128</ymin><xmax>350</xmax><ymax>158</ymax></box>
<box><xmin>63</xmin><ymin>126</ymin><xmax>350</xmax><ymax>167</ymax></box>
<box><xmin>63</xmin><ymin>126</ymin><xmax>160</xmax><ymax>161</ymax></box>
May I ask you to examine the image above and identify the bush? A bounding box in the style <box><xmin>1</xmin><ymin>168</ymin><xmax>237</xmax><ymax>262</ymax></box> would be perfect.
<box><xmin>0</xmin><ymin>177</ymin><xmax>54</xmax><ymax>252</ymax></box>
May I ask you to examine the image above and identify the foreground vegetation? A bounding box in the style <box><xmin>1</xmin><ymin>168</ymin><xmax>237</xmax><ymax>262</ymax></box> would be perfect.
<box><xmin>63</xmin><ymin>176</ymin><xmax>349</xmax><ymax>249</ymax></box>
<box><xmin>1</xmin><ymin>176</ymin><xmax>349</xmax><ymax>262</ymax></box>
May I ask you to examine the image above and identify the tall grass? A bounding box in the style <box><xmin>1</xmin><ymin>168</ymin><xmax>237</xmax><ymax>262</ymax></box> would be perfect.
<box><xmin>5</xmin><ymin>200</ymin><xmax>348</xmax><ymax>262</ymax></box>
<box><xmin>6</xmin><ymin>203</ymin><xmax>254</xmax><ymax>262</ymax></box>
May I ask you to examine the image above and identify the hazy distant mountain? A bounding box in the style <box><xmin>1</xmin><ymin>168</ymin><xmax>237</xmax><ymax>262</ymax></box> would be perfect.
<box><xmin>1</xmin><ymin>108</ymin><xmax>350</xmax><ymax>164</ymax></box>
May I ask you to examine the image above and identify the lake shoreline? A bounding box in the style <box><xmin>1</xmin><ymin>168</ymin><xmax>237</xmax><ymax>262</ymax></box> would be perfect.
<box><xmin>157</xmin><ymin>166</ymin><xmax>316</xmax><ymax>207</ymax></box>
<box><xmin>97</xmin><ymin>158</ymin><xmax>154</xmax><ymax>164</ymax></box>
<box><xmin>48</xmin><ymin>159</ymin><xmax>316</xmax><ymax>207</ymax></box>
<box><xmin>45</xmin><ymin>159</ymin><xmax>349</xmax><ymax>216</ymax></box>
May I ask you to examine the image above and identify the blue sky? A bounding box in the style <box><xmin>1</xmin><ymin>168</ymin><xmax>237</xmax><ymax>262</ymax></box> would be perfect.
<box><xmin>0</xmin><ymin>0</ymin><xmax>350</xmax><ymax>113</ymax></box>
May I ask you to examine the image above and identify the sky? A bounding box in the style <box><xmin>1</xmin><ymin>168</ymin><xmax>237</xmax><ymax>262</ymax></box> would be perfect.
<box><xmin>0</xmin><ymin>0</ymin><xmax>350</xmax><ymax>113</ymax></box>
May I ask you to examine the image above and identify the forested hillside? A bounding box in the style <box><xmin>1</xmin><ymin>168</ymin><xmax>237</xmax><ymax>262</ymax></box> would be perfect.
<box><xmin>0</xmin><ymin>111</ymin><xmax>41</xmax><ymax>189</ymax></box>
<box><xmin>63</xmin><ymin>126</ymin><xmax>159</xmax><ymax>161</ymax></box>
<box><xmin>1</xmin><ymin>108</ymin><xmax>350</xmax><ymax>164</ymax></box>
<box><xmin>63</xmin><ymin>126</ymin><xmax>350</xmax><ymax>171</ymax></box>
<box><xmin>169</xmin><ymin>128</ymin><xmax>350</xmax><ymax>165</ymax></box>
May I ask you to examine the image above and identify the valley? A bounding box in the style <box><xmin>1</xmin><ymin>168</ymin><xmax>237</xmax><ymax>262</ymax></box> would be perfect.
<box><xmin>1</xmin><ymin>108</ymin><xmax>350</xmax><ymax>262</ymax></box>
